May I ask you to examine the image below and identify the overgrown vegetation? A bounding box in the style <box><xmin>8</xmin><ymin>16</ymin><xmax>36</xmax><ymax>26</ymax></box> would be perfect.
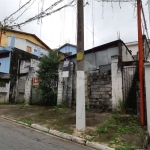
<box><xmin>95</xmin><ymin>114</ymin><xmax>147</xmax><ymax>149</ymax></box>
<box><xmin>37</xmin><ymin>51</ymin><xmax>60</xmax><ymax>106</ymax></box>
<box><xmin>18</xmin><ymin>118</ymin><xmax>32</xmax><ymax>125</ymax></box>
<box><xmin>0</xmin><ymin>101</ymin><xmax>10</xmax><ymax>105</ymax></box>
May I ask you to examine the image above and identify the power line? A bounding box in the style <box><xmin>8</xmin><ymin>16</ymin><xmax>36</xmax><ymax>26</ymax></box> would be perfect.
<box><xmin>71</xmin><ymin>1</ymin><xmax>108</xmax><ymax>42</ymax></box>
<box><xmin>3</xmin><ymin>0</ymin><xmax>32</xmax><ymax>23</ymax></box>
<box><xmin>141</xmin><ymin>0</ymin><xmax>149</xmax><ymax>40</ymax></box>
<box><xmin>9</xmin><ymin>0</ymin><xmax>38</xmax><ymax>25</ymax></box>
<box><xmin>5</xmin><ymin>0</ymin><xmax>75</xmax><ymax>29</ymax></box>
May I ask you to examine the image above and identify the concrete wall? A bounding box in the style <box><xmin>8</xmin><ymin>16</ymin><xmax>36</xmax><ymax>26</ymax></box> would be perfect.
<box><xmin>126</xmin><ymin>42</ymin><xmax>138</xmax><ymax>56</ymax></box>
<box><xmin>57</xmin><ymin>43</ymin><xmax>134</xmax><ymax>110</ymax></box>
<box><xmin>87</xmin><ymin>70</ymin><xmax>112</xmax><ymax>111</ymax></box>
<box><xmin>0</xmin><ymin>81</ymin><xmax>10</xmax><ymax>102</ymax></box>
<box><xmin>145</xmin><ymin>63</ymin><xmax>150</xmax><ymax>135</ymax></box>
<box><xmin>122</xmin><ymin>44</ymin><xmax>134</xmax><ymax>62</ymax></box>
<box><xmin>15</xmin><ymin>59</ymin><xmax>40</xmax><ymax>104</ymax></box>
<box><xmin>111</xmin><ymin>56</ymin><xmax>123</xmax><ymax>110</ymax></box>
<box><xmin>57</xmin><ymin>62</ymin><xmax>74</xmax><ymax>106</ymax></box>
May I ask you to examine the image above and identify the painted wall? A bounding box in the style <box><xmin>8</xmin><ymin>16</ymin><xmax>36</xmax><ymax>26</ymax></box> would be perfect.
<box><xmin>122</xmin><ymin>44</ymin><xmax>134</xmax><ymax>62</ymax></box>
<box><xmin>126</xmin><ymin>42</ymin><xmax>138</xmax><ymax>56</ymax></box>
<box><xmin>8</xmin><ymin>37</ymin><xmax>48</xmax><ymax>57</ymax></box>
<box><xmin>59</xmin><ymin>45</ymin><xmax>76</xmax><ymax>55</ymax></box>
<box><xmin>1</xmin><ymin>30</ymin><xmax>49</xmax><ymax>49</ymax></box>
<box><xmin>71</xmin><ymin>47</ymin><xmax>118</xmax><ymax>71</ymax></box>
<box><xmin>0</xmin><ymin>52</ymin><xmax>11</xmax><ymax>73</ymax></box>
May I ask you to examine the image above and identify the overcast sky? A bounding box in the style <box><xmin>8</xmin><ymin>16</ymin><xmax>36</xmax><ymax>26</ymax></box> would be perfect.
<box><xmin>0</xmin><ymin>0</ymin><xmax>149</xmax><ymax>50</ymax></box>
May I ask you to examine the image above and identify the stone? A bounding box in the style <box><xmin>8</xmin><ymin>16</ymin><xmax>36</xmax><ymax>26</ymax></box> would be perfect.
<box><xmin>72</xmin><ymin>136</ymin><xmax>86</xmax><ymax>145</ymax></box>
<box><xmin>31</xmin><ymin>124</ymin><xmax>49</xmax><ymax>132</ymax></box>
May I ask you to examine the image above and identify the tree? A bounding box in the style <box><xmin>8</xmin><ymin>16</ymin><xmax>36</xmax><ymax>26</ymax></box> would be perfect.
<box><xmin>37</xmin><ymin>51</ymin><xmax>60</xmax><ymax>106</ymax></box>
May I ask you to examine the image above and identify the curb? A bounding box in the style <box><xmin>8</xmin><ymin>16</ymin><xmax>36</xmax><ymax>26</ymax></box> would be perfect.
<box><xmin>0</xmin><ymin>115</ymin><xmax>114</xmax><ymax>150</ymax></box>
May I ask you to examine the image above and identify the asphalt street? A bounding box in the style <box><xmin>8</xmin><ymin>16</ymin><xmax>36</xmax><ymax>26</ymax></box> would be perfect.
<box><xmin>0</xmin><ymin>118</ymin><xmax>92</xmax><ymax>150</ymax></box>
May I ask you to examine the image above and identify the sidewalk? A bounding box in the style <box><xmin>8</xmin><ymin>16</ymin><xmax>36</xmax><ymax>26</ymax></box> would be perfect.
<box><xmin>0</xmin><ymin>104</ymin><xmax>148</xmax><ymax>149</ymax></box>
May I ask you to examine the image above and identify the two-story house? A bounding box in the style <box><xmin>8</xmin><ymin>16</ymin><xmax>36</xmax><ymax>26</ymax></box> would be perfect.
<box><xmin>0</xmin><ymin>29</ymin><xmax>51</xmax><ymax>103</ymax></box>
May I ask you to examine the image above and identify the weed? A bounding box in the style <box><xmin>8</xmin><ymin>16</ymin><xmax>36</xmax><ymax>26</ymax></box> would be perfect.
<box><xmin>86</xmin><ymin>106</ymin><xmax>93</xmax><ymax>112</ymax></box>
<box><xmin>115</xmin><ymin>143</ymin><xmax>133</xmax><ymax>150</ymax></box>
<box><xmin>18</xmin><ymin>118</ymin><xmax>32</xmax><ymax>125</ymax></box>
<box><xmin>36</xmin><ymin>112</ymin><xmax>44</xmax><ymax>116</ymax></box>
<box><xmin>0</xmin><ymin>101</ymin><xmax>10</xmax><ymax>105</ymax></box>
<box><xmin>19</xmin><ymin>103</ymin><xmax>25</xmax><ymax>109</ymax></box>
<box><xmin>109</xmin><ymin>135</ymin><xmax>120</xmax><ymax>147</ymax></box>
<box><xmin>118</xmin><ymin>99</ymin><xmax>126</xmax><ymax>113</ymax></box>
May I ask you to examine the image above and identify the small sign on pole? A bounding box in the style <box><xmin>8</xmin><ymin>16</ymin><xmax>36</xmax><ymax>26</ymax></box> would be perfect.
<box><xmin>63</xmin><ymin>58</ymin><xmax>70</xmax><ymax>67</ymax></box>
<box><xmin>33</xmin><ymin>77</ymin><xmax>39</xmax><ymax>86</ymax></box>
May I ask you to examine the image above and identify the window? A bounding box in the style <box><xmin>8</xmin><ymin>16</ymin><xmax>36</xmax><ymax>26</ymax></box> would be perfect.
<box><xmin>34</xmin><ymin>49</ymin><xmax>37</xmax><ymax>53</ymax></box>
<box><xmin>26</xmin><ymin>46</ymin><xmax>32</xmax><ymax>53</ymax></box>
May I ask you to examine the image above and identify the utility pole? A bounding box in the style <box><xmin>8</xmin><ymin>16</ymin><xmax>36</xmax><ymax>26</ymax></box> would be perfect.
<box><xmin>137</xmin><ymin>0</ymin><xmax>145</xmax><ymax>125</ymax></box>
<box><xmin>76</xmin><ymin>0</ymin><xmax>85</xmax><ymax>131</ymax></box>
<box><xmin>0</xmin><ymin>22</ymin><xmax>3</xmax><ymax>46</ymax></box>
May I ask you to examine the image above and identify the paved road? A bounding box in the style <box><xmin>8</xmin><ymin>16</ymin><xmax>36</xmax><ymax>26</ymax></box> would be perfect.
<box><xmin>0</xmin><ymin>118</ymin><xmax>92</xmax><ymax>150</ymax></box>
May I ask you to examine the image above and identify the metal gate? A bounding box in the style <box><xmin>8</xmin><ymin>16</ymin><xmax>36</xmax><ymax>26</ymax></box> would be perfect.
<box><xmin>122</xmin><ymin>62</ymin><xmax>139</xmax><ymax>114</ymax></box>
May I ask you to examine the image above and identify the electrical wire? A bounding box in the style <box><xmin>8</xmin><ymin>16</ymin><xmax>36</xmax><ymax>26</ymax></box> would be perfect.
<box><xmin>8</xmin><ymin>0</ymin><xmax>38</xmax><ymax>26</ymax></box>
<box><xmin>3</xmin><ymin>0</ymin><xmax>32</xmax><ymax>22</ymax></box>
<box><xmin>5</xmin><ymin>0</ymin><xmax>75</xmax><ymax>29</ymax></box>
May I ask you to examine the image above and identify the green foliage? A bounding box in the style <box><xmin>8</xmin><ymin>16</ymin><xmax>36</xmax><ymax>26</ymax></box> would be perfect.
<box><xmin>18</xmin><ymin>118</ymin><xmax>32</xmax><ymax>125</ymax></box>
<box><xmin>115</xmin><ymin>143</ymin><xmax>132</xmax><ymax>150</ymax></box>
<box><xmin>0</xmin><ymin>101</ymin><xmax>10</xmax><ymax>105</ymax></box>
<box><xmin>19</xmin><ymin>103</ymin><xmax>25</xmax><ymax>109</ymax></box>
<box><xmin>118</xmin><ymin>99</ymin><xmax>126</xmax><ymax>113</ymax></box>
<box><xmin>37</xmin><ymin>51</ymin><xmax>60</xmax><ymax>106</ymax></box>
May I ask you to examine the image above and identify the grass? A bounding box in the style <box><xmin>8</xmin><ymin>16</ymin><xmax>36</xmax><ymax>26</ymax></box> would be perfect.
<box><xmin>18</xmin><ymin>118</ymin><xmax>32</xmax><ymax>125</ymax></box>
<box><xmin>96</xmin><ymin>113</ymin><xmax>147</xmax><ymax>149</ymax></box>
<box><xmin>18</xmin><ymin>103</ymin><xmax>25</xmax><ymax>109</ymax></box>
<box><xmin>36</xmin><ymin>112</ymin><xmax>44</xmax><ymax>116</ymax></box>
<box><xmin>0</xmin><ymin>101</ymin><xmax>10</xmax><ymax>105</ymax></box>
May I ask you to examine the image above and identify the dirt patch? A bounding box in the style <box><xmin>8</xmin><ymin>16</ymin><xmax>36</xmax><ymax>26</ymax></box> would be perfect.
<box><xmin>0</xmin><ymin>105</ymin><xmax>147</xmax><ymax>149</ymax></box>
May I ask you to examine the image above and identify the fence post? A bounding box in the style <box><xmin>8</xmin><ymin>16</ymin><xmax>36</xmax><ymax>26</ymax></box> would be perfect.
<box><xmin>111</xmin><ymin>55</ymin><xmax>123</xmax><ymax>110</ymax></box>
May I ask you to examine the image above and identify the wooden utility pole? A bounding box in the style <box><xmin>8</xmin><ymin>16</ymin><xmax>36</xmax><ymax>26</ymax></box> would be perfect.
<box><xmin>137</xmin><ymin>0</ymin><xmax>145</xmax><ymax>125</ymax></box>
<box><xmin>76</xmin><ymin>0</ymin><xmax>85</xmax><ymax>131</ymax></box>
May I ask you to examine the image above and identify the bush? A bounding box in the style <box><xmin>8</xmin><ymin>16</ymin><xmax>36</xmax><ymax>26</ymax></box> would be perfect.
<box><xmin>36</xmin><ymin>51</ymin><xmax>60</xmax><ymax>106</ymax></box>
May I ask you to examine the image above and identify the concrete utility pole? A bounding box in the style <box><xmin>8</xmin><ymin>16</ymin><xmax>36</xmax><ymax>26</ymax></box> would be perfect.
<box><xmin>137</xmin><ymin>0</ymin><xmax>145</xmax><ymax>125</ymax></box>
<box><xmin>76</xmin><ymin>0</ymin><xmax>85</xmax><ymax>131</ymax></box>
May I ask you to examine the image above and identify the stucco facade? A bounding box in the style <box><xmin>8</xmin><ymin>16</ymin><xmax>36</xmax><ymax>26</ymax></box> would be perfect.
<box><xmin>0</xmin><ymin>29</ymin><xmax>50</xmax><ymax>103</ymax></box>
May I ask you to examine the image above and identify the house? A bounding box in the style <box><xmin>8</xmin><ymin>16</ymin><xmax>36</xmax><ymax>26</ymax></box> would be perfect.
<box><xmin>58</xmin><ymin>51</ymin><xmax>70</xmax><ymax>61</ymax></box>
<box><xmin>0</xmin><ymin>29</ymin><xmax>51</xmax><ymax>103</ymax></box>
<box><xmin>57</xmin><ymin>38</ymin><xmax>149</xmax><ymax>112</ymax></box>
<box><xmin>126</xmin><ymin>35</ymin><xmax>150</xmax><ymax>61</ymax></box>
<box><xmin>58</xmin><ymin>43</ymin><xmax>77</xmax><ymax>55</ymax></box>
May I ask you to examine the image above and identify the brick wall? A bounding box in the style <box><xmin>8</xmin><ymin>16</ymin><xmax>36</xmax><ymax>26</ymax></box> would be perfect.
<box><xmin>87</xmin><ymin>70</ymin><xmax>112</xmax><ymax>112</ymax></box>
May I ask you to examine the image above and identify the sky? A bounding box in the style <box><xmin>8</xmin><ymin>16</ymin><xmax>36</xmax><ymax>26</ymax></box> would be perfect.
<box><xmin>0</xmin><ymin>0</ymin><xmax>149</xmax><ymax>50</ymax></box>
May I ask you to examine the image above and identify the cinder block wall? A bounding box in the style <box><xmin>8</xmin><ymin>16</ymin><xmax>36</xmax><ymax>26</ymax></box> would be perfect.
<box><xmin>87</xmin><ymin>70</ymin><xmax>112</xmax><ymax>111</ymax></box>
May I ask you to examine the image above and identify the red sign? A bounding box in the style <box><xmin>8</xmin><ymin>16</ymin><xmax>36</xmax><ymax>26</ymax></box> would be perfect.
<box><xmin>33</xmin><ymin>77</ymin><xmax>39</xmax><ymax>86</ymax></box>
